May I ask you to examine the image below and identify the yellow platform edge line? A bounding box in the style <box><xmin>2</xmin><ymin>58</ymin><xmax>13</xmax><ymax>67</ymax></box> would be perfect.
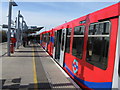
<box><xmin>32</xmin><ymin>45</ymin><xmax>38</xmax><ymax>89</ymax></box>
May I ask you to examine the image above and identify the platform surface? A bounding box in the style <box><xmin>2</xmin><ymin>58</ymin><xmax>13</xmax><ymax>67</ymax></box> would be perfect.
<box><xmin>1</xmin><ymin>43</ymin><xmax>81</xmax><ymax>89</ymax></box>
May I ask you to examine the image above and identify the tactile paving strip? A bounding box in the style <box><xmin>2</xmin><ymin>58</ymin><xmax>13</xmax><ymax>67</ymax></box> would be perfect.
<box><xmin>36</xmin><ymin>45</ymin><xmax>77</xmax><ymax>89</ymax></box>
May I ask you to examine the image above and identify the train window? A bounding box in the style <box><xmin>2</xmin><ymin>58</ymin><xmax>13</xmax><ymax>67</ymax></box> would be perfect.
<box><xmin>54</xmin><ymin>32</ymin><xmax>57</xmax><ymax>47</ymax></box>
<box><xmin>72</xmin><ymin>26</ymin><xmax>85</xmax><ymax>59</ymax></box>
<box><xmin>42</xmin><ymin>34</ymin><xmax>45</xmax><ymax>42</ymax></box>
<box><xmin>43</xmin><ymin>34</ymin><xmax>47</xmax><ymax>42</ymax></box>
<box><xmin>65</xmin><ymin>28</ymin><xmax>72</xmax><ymax>53</ymax></box>
<box><xmin>61</xmin><ymin>31</ymin><xmax>65</xmax><ymax>50</ymax></box>
<box><xmin>46</xmin><ymin>33</ymin><xmax>50</xmax><ymax>44</ymax></box>
<box><xmin>87</xmin><ymin>21</ymin><xmax>110</xmax><ymax>70</ymax></box>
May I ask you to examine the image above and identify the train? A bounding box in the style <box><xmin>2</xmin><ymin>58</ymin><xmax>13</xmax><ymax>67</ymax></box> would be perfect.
<box><xmin>39</xmin><ymin>2</ymin><xmax>120</xmax><ymax>90</ymax></box>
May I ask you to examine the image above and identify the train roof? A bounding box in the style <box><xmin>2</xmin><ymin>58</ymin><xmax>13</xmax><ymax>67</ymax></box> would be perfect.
<box><xmin>41</xmin><ymin>2</ymin><xmax>120</xmax><ymax>34</ymax></box>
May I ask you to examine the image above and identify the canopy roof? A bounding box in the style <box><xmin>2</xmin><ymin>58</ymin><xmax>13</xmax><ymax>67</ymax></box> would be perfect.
<box><xmin>24</xmin><ymin>27</ymin><xmax>44</xmax><ymax>34</ymax></box>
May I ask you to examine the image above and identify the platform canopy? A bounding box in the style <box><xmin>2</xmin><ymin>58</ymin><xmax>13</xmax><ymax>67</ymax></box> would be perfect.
<box><xmin>24</xmin><ymin>26</ymin><xmax>44</xmax><ymax>34</ymax></box>
<box><xmin>2</xmin><ymin>24</ymin><xmax>15</xmax><ymax>30</ymax></box>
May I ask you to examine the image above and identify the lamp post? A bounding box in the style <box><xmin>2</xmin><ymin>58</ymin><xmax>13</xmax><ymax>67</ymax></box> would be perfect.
<box><xmin>16</xmin><ymin>10</ymin><xmax>20</xmax><ymax>49</ymax></box>
<box><xmin>23</xmin><ymin>20</ymin><xmax>28</xmax><ymax>37</ymax></box>
<box><xmin>16</xmin><ymin>10</ymin><xmax>24</xmax><ymax>48</ymax></box>
<box><xmin>7</xmin><ymin>0</ymin><xmax>17</xmax><ymax>56</ymax></box>
<box><xmin>19</xmin><ymin>14</ymin><xmax>24</xmax><ymax>45</ymax></box>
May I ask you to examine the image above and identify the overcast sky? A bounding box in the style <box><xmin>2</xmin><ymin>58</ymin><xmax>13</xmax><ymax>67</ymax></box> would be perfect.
<box><xmin>1</xmin><ymin>0</ymin><xmax>119</xmax><ymax>33</ymax></box>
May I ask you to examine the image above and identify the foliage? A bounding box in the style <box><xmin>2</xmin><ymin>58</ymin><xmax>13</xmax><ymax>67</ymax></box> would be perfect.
<box><xmin>0</xmin><ymin>30</ymin><xmax>7</xmax><ymax>43</ymax></box>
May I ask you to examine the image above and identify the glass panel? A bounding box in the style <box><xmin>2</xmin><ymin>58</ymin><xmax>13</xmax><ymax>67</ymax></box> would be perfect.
<box><xmin>67</xmin><ymin>28</ymin><xmax>72</xmax><ymax>35</ymax></box>
<box><xmin>87</xmin><ymin>21</ymin><xmax>110</xmax><ymax>70</ymax></box>
<box><xmin>55</xmin><ymin>30</ymin><xmax>62</xmax><ymax>60</ymax></box>
<box><xmin>44</xmin><ymin>34</ymin><xmax>47</xmax><ymax>42</ymax></box>
<box><xmin>72</xmin><ymin>37</ymin><xmax>84</xmax><ymax>59</ymax></box>
<box><xmin>65</xmin><ymin>37</ymin><xmax>70</xmax><ymax>53</ymax></box>
<box><xmin>103</xmin><ymin>22</ymin><xmax>109</xmax><ymax>34</ymax></box>
<box><xmin>54</xmin><ymin>32</ymin><xmax>57</xmax><ymax>47</ymax></box>
<box><xmin>74</xmin><ymin>26</ymin><xmax>84</xmax><ymax>35</ymax></box>
<box><xmin>65</xmin><ymin>28</ymin><xmax>72</xmax><ymax>53</ymax></box>
<box><xmin>72</xmin><ymin>26</ymin><xmax>84</xmax><ymax>59</ymax></box>
<box><xmin>42</xmin><ymin>34</ymin><xmax>45</xmax><ymax>42</ymax></box>
<box><xmin>61</xmin><ymin>32</ymin><xmax>65</xmax><ymax>50</ymax></box>
<box><xmin>42</xmin><ymin>34</ymin><xmax>44</xmax><ymax>41</ymax></box>
<box><xmin>46</xmin><ymin>33</ymin><xmax>50</xmax><ymax>44</ymax></box>
<box><xmin>87</xmin><ymin>37</ymin><xmax>109</xmax><ymax>69</ymax></box>
<box><xmin>118</xmin><ymin>56</ymin><xmax>120</xmax><ymax>77</ymax></box>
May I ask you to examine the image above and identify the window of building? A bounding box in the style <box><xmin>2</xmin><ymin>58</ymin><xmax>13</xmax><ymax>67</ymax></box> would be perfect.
<box><xmin>72</xmin><ymin>26</ymin><xmax>85</xmax><ymax>59</ymax></box>
<box><xmin>65</xmin><ymin>28</ymin><xmax>72</xmax><ymax>53</ymax></box>
<box><xmin>86</xmin><ymin>21</ymin><xmax>110</xmax><ymax>70</ymax></box>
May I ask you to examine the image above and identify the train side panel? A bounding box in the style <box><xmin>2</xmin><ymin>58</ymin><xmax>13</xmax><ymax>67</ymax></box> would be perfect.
<box><xmin>39</xmin><ymin>2</ymin><xmax>120</xmax><ymax>90</ymax></box>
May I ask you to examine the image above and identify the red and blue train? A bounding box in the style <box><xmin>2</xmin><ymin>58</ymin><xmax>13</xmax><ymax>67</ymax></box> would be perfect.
<box><xmin>40</xmin><ymin>2</ymin><xmax>120</xmax><ymax>90</ymax></box>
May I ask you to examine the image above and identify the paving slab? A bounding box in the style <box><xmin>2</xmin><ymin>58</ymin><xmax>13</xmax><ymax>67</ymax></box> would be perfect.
<box><xmin>2</xmin><ymin>45</ymin><xmax>34</xmax><ymax>89</ymax></box>
<box><xmin>1</xmin><ymin>43</ymin><xmax>81</xmax><ymax>89</ymax></box>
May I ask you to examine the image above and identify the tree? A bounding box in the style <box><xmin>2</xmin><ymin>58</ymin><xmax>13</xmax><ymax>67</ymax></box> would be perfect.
<box><xmin>0</xmin><ymin>30</ymin><xmax>7</xmax><ymax>43</ymax></box>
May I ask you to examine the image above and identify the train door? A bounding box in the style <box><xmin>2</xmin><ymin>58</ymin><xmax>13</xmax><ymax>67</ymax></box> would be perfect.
<box><xmin>118</xmin><ymin>16</ymin><xmax>120</xmax><ymax>90</ymax></box>
<box><xmin>112</xmin><ymin>16</ymin><xmax>120</xmax><ymax>89</ymax></box>
<box><xmin>53</xmin><ymin>31</ymin><xmax>56</xmax><ymax>59</ymax></box>
<box><xmin>118</xmin><ymin>56</ymin><xmax>120</xmax><ymax>90</ymax></box>
<box><xmin>55</xmin><ymin>30</ymin><xmax>62</xmax><ymax>62</ymax></box>
<box><xmin>59</xmin><ymin>29</ymin><xmax>67</xmax><ymax>67</ymax></box>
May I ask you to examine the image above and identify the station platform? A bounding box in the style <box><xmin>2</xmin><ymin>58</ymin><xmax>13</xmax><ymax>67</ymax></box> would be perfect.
<box><xmin>1</xmin><ymin>43</ymin><xmax>81</xmax><ymax>89</ymax></box>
